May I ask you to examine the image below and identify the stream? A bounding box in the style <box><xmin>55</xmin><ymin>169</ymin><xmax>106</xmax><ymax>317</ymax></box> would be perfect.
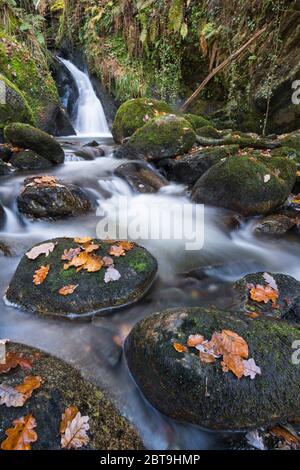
<box><xmin>1</xmin><ymin>61</ymin><xmax>300</xmax><ymax>450</ymax></box>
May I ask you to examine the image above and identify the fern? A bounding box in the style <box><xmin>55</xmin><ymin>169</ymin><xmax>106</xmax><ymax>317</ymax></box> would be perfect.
<box><xmin>168</xmin><ymin>0</ymin><xmax>184</xmax><ymax>33</ymax></box>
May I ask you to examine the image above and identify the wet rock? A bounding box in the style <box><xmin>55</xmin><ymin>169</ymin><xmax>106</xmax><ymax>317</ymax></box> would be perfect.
<box><xmin>159</xmin><ymin>145</ymin><xmax>239</xmax><ymax>185</ymax></box>
<box><xmin>0</xmin><ymin>160</ymin><xmax>14</xmax><ymax>176</ymax></box>
<box><xmin>0</xmin><ymin>144</ymin><xmax>13</xmax><ymax>162</ymax></box>
<box><xmin>6</xmin><ymin>237</ymin><xmax>158</xmax><ymax>317</ymax></box>
<box><xmin>125</xmin><ymin>115</ymin><xmax>196</xmax><ymax>161</ymax></box>
<box><xmin>0</xmin><ymin>342</ymin><xmax>142</xmax><ymax>450</ymax></box>
<box><xmin>112</xmin><ymin>98</ymin><xmax>173</xmax><ymax>143</ymax></box>
<box><xmin>231</xmin><ymin>272</ymin><xmax>300</xmax><ymax>324</ymax></box>
<box><xmin>83</xmin><ymin>140</ymin><xmax>100</xmax><ymax>147</ymax></box>
<box><xmin>17</xmin><ymin>177</ymin><xmax>91</xmax><ymax>219</ymax></box>
<box><xmin>0</xmin><ymin>240</ymin><xmax>12</xmax><ymax>256</ymax></box>
<box><xmin>115</xmin><ymin>162</ymin><xmax>168</xmax><ymax>193</ymax></box>
<box><xmin>253</xmin><ymin>214</ymin><xmax>296</xmax><ymax>235</ymax></box>
<box><xmin>75</xmin><ymin>146</ymin><xmax>105</xmax><ymax>160</ymax></box>
<box><xmin>0</xmin><ymin>74</ymin><xmax>33</xmax><ymax>129</ymax></box>
<box><xmin>192</xmin><ymin>155</ymin><xmax>296</xmax><ymax>216</ymax></box>
<box><xmin>125</xmin><ymin>307</ymin><xmax>300</xmax><ymax>430</ymax></box>
<box><xmin>10</xmin><ymin>150</ymin><xmax>54</xmax><ymax>171</ymax></box>
<box><xmin>4</xmin><ymin>123</ymin><xmax>65</xmax><ymax>164</ymax></box>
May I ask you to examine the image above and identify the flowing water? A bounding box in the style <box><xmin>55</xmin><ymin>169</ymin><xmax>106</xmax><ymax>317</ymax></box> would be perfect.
<box><xmin>1</xmin><ymin>63</ymin><xmax>300</xmax><ymax>449</ymax></box>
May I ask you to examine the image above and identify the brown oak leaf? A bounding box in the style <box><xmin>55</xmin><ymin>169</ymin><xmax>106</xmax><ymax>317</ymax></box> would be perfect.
<box><xmin>33</xmin><ymin>265</ymin><xmax>50</xmax><ymax>286</ymax></box>
<box><xmin>108</xmin><ymin>245</ymin><xmax>125</xmax><ymax>257</ymax></box>
<box><xmin>59</xmin><ymin>285</ymin><xmax>78</xmax><ymax>296</ymax></box>
<box><xmin>1</xmin><ymin>414</ymin><xmax>38</xmax><ymax>450</ymax></box>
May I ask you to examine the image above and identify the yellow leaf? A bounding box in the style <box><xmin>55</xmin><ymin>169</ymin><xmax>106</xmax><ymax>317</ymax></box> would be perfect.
<box><xmin>33</xmin><ymin>265</ymin><xmax>50</xmax><ymax>286</ymax></box>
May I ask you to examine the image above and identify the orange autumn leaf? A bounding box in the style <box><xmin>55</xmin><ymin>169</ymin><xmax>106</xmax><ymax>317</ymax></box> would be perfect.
<box><xmin>199</xmin><ymin>351</ymin><xmax>216</xmax><ymax>364</ymax></box>
<box><xmin>0</xmin><ymin>352</ymin><xmax>34</xmax><ymax>374</ymax></box>
<box><xmin>15</xmin><ymin>376</ymin><xmax>43</xmax><ymax>400</ymax></box>
<box><xmin>73</xmin><ymin>237</ymin><xmax>92</xmax><ymax>244</ymax></box>
<box><xmin>60</xmin><ymin>410</ymin><xmax>90</xmax><ymax>449</ymax></box>
<box><xmin>60</xmin><ymin>406</ymin><xmax>79</xmax><ymax>434</ymax></box>
<box><xmin>64</xmin><ymin>251</ymin><xmax>90</xmax><ymax>270</ymax></box>
<box><xmin>245</xmin><ymin>311</ymin><xmax>261</xmax><ymax>319</ymax></box>
<box><xmin>1</xmin><ymin>375</ymin><xmax>43</xmax><ymax>408</ymax></box>
<box><xmin>1</xmin><ymin>414</ymin><xmax>38</xmax><ymax>450</ymax></box>
<box><xmin>271</xmin><ymin>426</ymin><xmax>300</xmax><ymax>446</ymax></box>
<box><xmin>221</xmin><ymin>353</ymin><xmax>245</xmax><ymax>379</ymax></box>
<box><xmin>117</xmin><ymin>241</ymin><xmax>135</xmax><ymax>251</ymax></box>
<box><xmin>84</xmin><ymin>244</ymin><xmax>100</xmax><ymax>253</ymax></box>
<box><xmin>211</xmin><ymin>330</ymin><xmax>249</xmax><ymax>358</ymax></box>
<box><xmin>59</xmin><ymin>284</ymin><xmax>78</xmax><ymax>296</ymax></box>
<box><xmin>250</xmin><ymin>284</ymin><xmax>279</xmax><ymax>306</ymax></box>
<box><xmin>33</xmin><ymin>176</ymin><xmax>57</xmax><ymax>187</ymax></box>
<box><xmin>83</xmin><ymin>255</ymin><xmax>103</xmax><ymax>272</ymax></box>
<box><xmin>173</xmin><ymin>343</ymin><xmax>188</xmax><ymax>353</ymax></box>
<box><xmin>187</xmin><ymin>334</ymin><xmax>204</xmax><ymax>347</ymax></box>
<box><xmin>33</xmin><ymin>265</ymin><xmax>50</xmax><ymax>286</ymax></box>
<box><xmin>109</xmin><ymin>245</ymin><xmax>125</xmax><ymax>257</ymax></box>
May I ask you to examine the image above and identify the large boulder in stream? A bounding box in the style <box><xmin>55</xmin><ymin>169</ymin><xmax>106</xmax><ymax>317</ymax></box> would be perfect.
<box><xmin>231</xmin><ymin>272</ymin><xmax>300</xmax><ymax>324</ymax></box>
<box><xmin>17</xmin><ymin>176</ymin><xmax>91</xmax><ymax>219</ymax></box>
<box><xmin>112</xmin><ymin>98</ymin><xmax>173</xmax><ymax>143</ymax></box>
<box><xmin>192</xmin><ymin>155</ymin><xmax>296</xmax><ymax>216</ymax></box>
<box><xmin>4</xmin><ymin>123</ymin><xmax>64</xmax><ymax>164</ymax></box>
<box><xmin>125</xmin><ymin>307</ymin><xmax>300</xmax><ymax>431</ymax></box>
<box><xmin>10</xmin><ymin>150</ymin><xmax>54</xmax><ymax>171</ymax></box>
<box><xmin>0</xmin><ymin>343</ymin><xmax>142</xmax><ymax>450</ymax></box>
<box><xmin>115</xmin><ymin>162</ymin><xmax>168</xmax><ymax>193</ymax></box>
<box><xmin>117</xmin><ymin>115</ymin><xmax>196</xmax><ymax>161</ymax></box>
<box><xmin>6</xmin><ymin>237</ymin><xmax>157</xmax><ymax>318</ymax></box>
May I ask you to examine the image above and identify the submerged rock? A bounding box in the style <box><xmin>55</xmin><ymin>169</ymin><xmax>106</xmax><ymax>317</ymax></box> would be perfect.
<box><xmin>159</xmin><ymin>145</ymin><xmax>239</xmax><ymax>185</ymax></box>
<box><xmin>17</xmin><ymin>177</ymin><xmax>91</xmax><ymax>219</ymax></box>
<box><xmin>115</xmin><ymin>162</ymin><xmax>168</xmax><ymax>193</ymax></box>
<box><xmin>4</xmin><ymin>123</ymin><xmax>65</xmax><ymax>164</ymax></box>
<box><xmin>125</xmin><ymin>115</ymin><xmax>196</xmax><ymax>161</ymax></box>
<box><xmin>10</xmin><ymin>150</ymin><xmax>54</xmax><ymax>171</ymax></box>
<box><xmin>112</xmin><ymin>98</ymin><xmax>173</xmax><ymax>143</ymax></box>
<box><xmin>192</xmin><ymin>155</ymin><xmax>296</xmax><ymax>216</ymax></box>
<box><xmin>125</xmin><ymin>307</ymin><xmax>300</xmax><ymax>430</ymax></box>
<box><xmin>253</xmin><ymin>214</ymin><xmax>296</xmax><ymax>235</ymax></box>
<box><xmin>0</xmin><ymin>343</ymin><xmax>142</xmax><ymax>450</ymax></box>
<box><xmin>232</xmin><ymin>272</ymin><xmax>300</xmax><ymax>324</ymax></box>
<box><xmin>6</xmin><ymin>237</ymin><xmax>157</xmax><ymax>317</ymax></box>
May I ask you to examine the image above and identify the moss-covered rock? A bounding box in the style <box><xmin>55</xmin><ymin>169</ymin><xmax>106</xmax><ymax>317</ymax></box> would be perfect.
<box><xmin>0</xmin><ymin>74</ymin><xmax>33</xmax><ymax>130</ymax></box>
<box><xmin>0</xmin><ymin>32</ymin><xmax>60</xmax><ymax>133</ymax></box>
<box><xmin>253</xmin><ymin>214</ymin><xmax>296</xmax><ymax>235</ymax></box>
<box><xmin>231</xmin><ymin>272</ymin><xmax>300</xmax><ymax>324</ymax></box>
<box><xmin>271</xmin><ymin>146</ymin><xmax>299</xmax><ymax>161</ymax></box>
<box><xmin>4</xmin><ymin>123</ymin><xmax>64</xmax><ymax>164</ymax></box>
<box><xmin>0</xmin><ymin>342</ymin><xmax>142</xmax><ymax>450</ymax></box>
<box><xmin>183</xmin><ymin>114</ymin><xmax>212</xmax><ymax>131</ymax></box>
<box><xmin>6</xmin><ymin>237</ymin><xmax>157</xmax><ymax>318</ymax></box>
<box><xmin>279</xmin><ymin>131</ymin><xmax>300</xmax><ymax>153</ymax></box>
<box><xmin>192</xmin><ymin>155</ymin><xmax>296</xmax><ymax>216</ymax></box>
<box><xmin>10</xmin><ymin>150</ymin><xmax>53</xmax><ymax>171</ymax></box>
<box><xmin>159</xmin><ymin>145</ymin><xmax>239</xmax><ymax>185</ymax></box>
<box><xmin>17</xmin><ymin>177</ymin><xmax>91</xmax><ymax>219</ymax></box>
<box><xmin>112</xmin><ymin>98</ymin><xmax>173</xmax><ymax>143</ymax></box>
<box><xmin>125</xmin><ymin>114</ymin><xmax>196</xmax><ymax>161</ymax></box>
<box><xmin>125</xmin><ymin>307</ymin><xmax>300</xmax><ymax>430</ymax></box>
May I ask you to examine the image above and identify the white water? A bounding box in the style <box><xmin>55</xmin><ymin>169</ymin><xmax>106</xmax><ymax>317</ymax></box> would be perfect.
<box><xmin>58</xmin><ymin>58</ymin><xmax>111</xmax><ymax>137</ymax></box>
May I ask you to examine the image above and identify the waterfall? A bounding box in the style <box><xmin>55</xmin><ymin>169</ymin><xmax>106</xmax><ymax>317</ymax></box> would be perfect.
<box><xmin>58</xmin><ymin>58</ymin><xmax>111</xmax><ymax>137</ymax></box>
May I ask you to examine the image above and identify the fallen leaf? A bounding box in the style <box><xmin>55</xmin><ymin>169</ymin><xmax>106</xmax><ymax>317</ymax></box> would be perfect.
<box><xmin>271</xmin><ymin>425</ymin><xmax>300</xmax><ymax>447</ymax></box>
<box><xmin>59</xmin><ymin>285</ymin><xmax>78</xmax><ymax>296</ymax></box>
<box><xmin>250</xmin><ymin>284</ymin><xmax>278</xmax><ymax>306</ymax></box>
<box><xmin>187</xmin><ymin>334</ymin><xmax>205</xmax><ymax>347</ymax></box>
<box><xmin>73</xmin><ymin>237</ymin><xmax>92</xmax><ymax>244</ymax></box>
<box><xmin>64</xmin><ymin>251</ymin><xmax>90</xmax><ymax>270</ymax></box>
<box><xmin>82</xmin><ymin>255</ymin><xmax>103</xmax><ymax>273</ymax></box>
<box><xmin>263</xmin><ymin>272</ymin><xmax>278</xmax><ymax>291</ymax></box>
<box><xmin>33</xmin><ymin>265</ymin><xmax>50</xmax><ymax>286</ymax></box>
<box><xmin>0</xmin><ymin>352</ymin><xmax>34</xmax><ymax>374</ymax></box>
<box><xmin>1</xmin><ymin>414</ymin><xmax>37</xmax><ymax>450</ymax></box>
<box><xmin>60</xmin><ymin>406</ymin><xmax>79</xmax><ymax>434</ymax></box>
<box><xmin>61</xmin><ymin>411</ymin><xmax>90</xmax><ymax>449</ymax></box>
<box><xmin>26</xmin><ymin>243</ymin><xmax>56</xmax><ymax>260</ymax></box>
<box><xmin>199</xmin><ymin>351</ymin><xmax>216</xmax><ymax>363</ymax></box>
<box><xmin>84</xmin><ymin>244</ymin><xmax>100</xmax><ymax>253</ymax></box>
<box><xmin>173</xmin><ymin>343</ymin><xmax>188</xmax><ymax>353</ymax></box>
<box><xmin>264</xmin><ymin>174</ymin><xmax>271</xmax><ymax>183</ymax></box>
<box><xmin>0</xmin><ymin>376</ymin><xmax>42</xmax><ymax>407</ymax></box>
<box><xmin>212</xmin><ymin>330</ymin><xmax>249</xmax><ymax>358</ymax></box>
<box><xmin>245</xmin><ymin>312</ymin><xmax>261</xmax><ymax>319</ymax></box>
<box><xmin>221</xmin><ymin>353</ymin><xmax>245</xmax><ymax>379</ymax></box>
<box><xmin>117</xmin><ymin>241</ymin><xmax>135</xmax><ymax>251</ymax></box>
<box><xmin>61</xmin><ymin>247</ymin><xmax>81</xmax><ymax>261</ymax></box>
<box><xmin>108</xmin><ymin>245</ymin><xmax>126</xmax><ymax>257</ymax></box>
<box><xmin>243</xmin><ymin>358</ymin><xmax>262</xmax><ymax>379</ymax></box>
<box><xmin>104</xmin><ymin>266</ymin><xmax>121</xmax><ymax>283</ymax></box>
<box><xmin>102</xmin><ymin>256</ymin><xmax>114</xmax><ymax>267</ymax></box>
<box><xmin>33</xmin><ymin>176</ymin><xmax>57</xmax><ymax>186</ymax></box>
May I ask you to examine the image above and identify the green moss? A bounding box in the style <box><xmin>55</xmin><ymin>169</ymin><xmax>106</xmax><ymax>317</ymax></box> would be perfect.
<box><xmin>112</xmin><ymin>98</ymin><xmax>173</xmax><ymax>143</ymax></box>
<box><xmin>183</xmin><ymin>113</ymin><xmax>212</xmax><ymax>131</ymax></box>
<box><xmin>0</xmin><ymin>72</ymin><xmax>33</xmax><ymax>129</ymax></box>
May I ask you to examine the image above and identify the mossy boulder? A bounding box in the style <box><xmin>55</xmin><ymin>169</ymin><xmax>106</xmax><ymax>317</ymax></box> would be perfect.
<box><xmin>192</xmin><ymin>155</ymin><xmax>296</xmax><ymax>216</ymax></box>
<box><xmin>232</xmin><ymin>272</ymin><xmax>300</xmax><ymax>324</ymax></box>
<box><xmin>114</xmin><ymin>161</ymin><xmax>168</xmax><ymax>193</ymax></box>
<box><xmin>17</xmin><ymin>177</ymin><xmax>91</xmax><ymax>219</ymax></box>
<box><xmin>159</xmin><ymin>145</ymin><xmax>239</xmax><ymax>185</ymax></box>
<box><xmin>112</xmin><ymin>98</ymin><xmax>173</xmax><ymax>143</ymax></box>
<box><xmin>125</xmin><ymin>114</ymin><xmax>196</xmax><ymax>161</ymax></box>
<box><xmin>6</xmin><ymin>237</ymin><xmax>157</xmax><ymax>318</ymax></box>
<box><xmin>253</xmin><ymin>214</ymin><xmax>296</xmax><ymax>235</ymax></box>
<box><xmin>10</xmin><ymin>150</ymin><xmax>53</xmax><ymax>171</ymax></box>
<box><xmin>0</xmin><ymin>74</ymin><xmax>33</xmax><ymax>130</ymax></box>
<box><xmin>279</xmin><ymin>131</ymin><xmax>300</xmax><ymax>152</ymax></box>
<box><xmin>183</xmin><ymin>114</ymin><xmax>212</xmax><ymax>131</ymax></box>
<box><xmin>0</xmin><ymin>343</ymin><xmax>142</xmax><ymax>450</ymax></box>
<box><xmin>271</xmin><ymin>146</ymin><xmax>299</xmax><ymax>161</ymax></box>
<box><xmin>125</xmin><ymin>307</ymin><xmax>300</xmax><ymax>430</ymax></box>
<box><xmin>4</xmin><ymin>123</ymin><xmax>64</xmax><ymax>164</ymax></box>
